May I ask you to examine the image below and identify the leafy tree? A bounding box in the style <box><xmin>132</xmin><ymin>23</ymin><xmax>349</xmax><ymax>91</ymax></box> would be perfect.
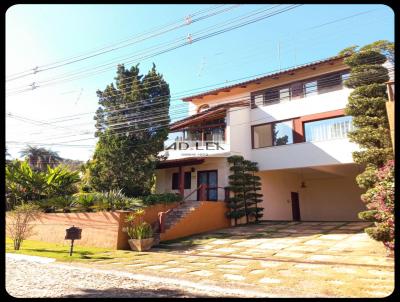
<box><xmin>226</xmin><ymin>155</ymin><xmax>264</xmax><ymax>225</ymax></box>
<box><xmin>5</xmin><ymin>160</ymin><xmax>80</xmax><ymax>210</ymax></box>
<box><xmin>20</xmin><ymin>145</ymin><xmax>62</xmax><ymax>172</ymax></box>
<box><xmin>360</xmin><ymin>40</ymin><xmax>394</xmax><ymax>64</ymax></box>
<box><xmin>60</xmin><ymin>159</ymin><xmax>84</xmax><ymax>171</ymax></box>
<box><xmin>338</xmin><ymin>40</ymin><xmax>394</xmax><ymax>64</ymax></box>
<box><xmin>88</xmin><ymin>63</ymin><xmax>170</xmax><ymax>196</ymax></box>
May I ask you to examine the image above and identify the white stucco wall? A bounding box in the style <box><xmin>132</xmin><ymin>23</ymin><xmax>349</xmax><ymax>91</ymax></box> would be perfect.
<box><xmin>227</xmin><ymin>106</ymin><xmax>252</xmax><ymax>159</ymax></box>
<box><xmin>258</xmin><ymin>170</ymin><xmax>300</xmax><ymax>221</ymax></box>
<box><xmin>250</xmin><ymin>88</ymin><xmax>352</xmax><ymax>125</ymax></box>
<box><xmin>258</xmin><ymin>165</ymin><xmax>366</xmax><ymax>221</ymax></box>
<box><xmin>299</xmin><ymin>174</ymin><xmax>366</xmax><ymax>221</ymax></box>
<box><xmin>155</xmin><ymin>157</ymin><xmax>230</xmax><ymax>201</ymax></box>
<box><xmin>252</xmin><ymin>138</ymin><xmax>360</xmax><ymax>171</ymax></box>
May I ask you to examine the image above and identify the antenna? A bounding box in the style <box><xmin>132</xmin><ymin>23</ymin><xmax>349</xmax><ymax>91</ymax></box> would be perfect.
<box><xmin>277</xmin><ymin>41</ymin><xmax>281</xmax><ymax>71</ymax></box>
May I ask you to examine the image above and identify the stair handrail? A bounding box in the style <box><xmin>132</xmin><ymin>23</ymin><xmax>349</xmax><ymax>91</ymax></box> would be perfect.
<box><xmin>182</xmin><ymin>183</ymin><xmax>206</xmax><ymax>203</ymax></box>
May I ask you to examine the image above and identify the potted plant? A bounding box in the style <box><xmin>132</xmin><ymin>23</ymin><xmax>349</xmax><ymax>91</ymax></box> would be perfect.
<box><xmin>123</xmin><ymin>209</ymin><xmax>154</xmax><ymax>252</ymax></box>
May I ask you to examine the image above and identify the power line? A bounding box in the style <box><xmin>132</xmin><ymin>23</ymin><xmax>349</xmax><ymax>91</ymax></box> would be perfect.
<box><xmin>7</xmin><ymin>66</ymin><xmax>393</xmax><ymax>147</ymax></box>
<box><xmin>6</xmin><ymin>4</ymin><xmax>233</xmax><ymax>81</ymax></box>
<box><xmin>7</xmin><ymin>5</ymin><xmax>299</xmax><ymax>93</ymax></box>
<box><xmin>6</xmin><ymin>56</ymin><xmax>392</xmax><ymax>140</ymax></box>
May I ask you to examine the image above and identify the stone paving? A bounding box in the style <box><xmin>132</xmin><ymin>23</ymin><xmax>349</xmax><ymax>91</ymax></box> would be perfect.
<box><xmin>75</xmin><ymin>222</ymin><xmax>394</xmax><ymax>297</ymax></box>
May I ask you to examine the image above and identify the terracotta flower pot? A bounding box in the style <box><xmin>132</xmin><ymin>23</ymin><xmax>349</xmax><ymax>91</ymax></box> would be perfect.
<box><xmin>128</xmin><ymin>238</ymin><xmax>154</xmax><ymax>252</ymax></box>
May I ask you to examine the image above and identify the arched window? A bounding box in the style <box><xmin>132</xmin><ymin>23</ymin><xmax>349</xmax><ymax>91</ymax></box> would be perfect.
<box><xmin>197</xmin><ymin>104</ymin><xmax>210</xmax><ymax>113</ymax></box>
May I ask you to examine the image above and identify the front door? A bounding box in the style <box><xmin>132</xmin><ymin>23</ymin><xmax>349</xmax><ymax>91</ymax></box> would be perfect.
<box><xmin>197</xmin><ymin>170</ymin><xmax>218</xmax><ymax>201</ymax></box>
<box><xmin>291</xmin><ymin>192</ymin><xmax>301</xmax><ymax>221</ymax></box>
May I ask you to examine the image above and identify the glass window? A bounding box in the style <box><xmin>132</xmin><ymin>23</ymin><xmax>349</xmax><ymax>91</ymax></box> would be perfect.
<box><xmin>304</xmin><ymin>80</ymin><xmax>318</xmax><ymax>97</ymax></box>
<box><xmin>317</xmin><ymin>73</ymin><xmax>342</xmax><ymax>94</ymax></box>
<box><xmin>279</xmin><ymin>87</ymin><xmax>291</xmax><ymax>102</ymax></box>
<box><xmin>273</xmin><ymin>120</ymin><xmax>293</xmax><ymax>145</ymax></box>
<box><xmin>253</xmin><ymin>94</ymin><xmax>264</xmax><ymax>106</ymax></box>
<box><xmin>252</xmin><ymin>120</ymin><xmax>293</xmax><ymax>148</ymax></box>
<box><xmin>172</xmin><ymin>172</ymin><xmax>191</xmax><ymax>189</ymax></box>
<box><xmin>304</xmin><ymin>116</ymin><xmax>354</xmax><ymax>142</ymax></box>
<box><xmin>253</xmin><ymin>124</ymin><xmax>273</xmax><ymax>148</ymax></box>
<box><xmin>264</xmin><ymin>89</ymin><xmax>279</xmax><ymax>104</ymax></box>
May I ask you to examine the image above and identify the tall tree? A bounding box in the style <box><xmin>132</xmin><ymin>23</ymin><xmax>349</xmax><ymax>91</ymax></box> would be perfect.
<box><xmin>340</xmin><ymin>42</ymin><xmax>394</xmax><ymax>248</ymax></box>
<box><xmin>89</xmin><ymin>63</ymin><xmax>170</xmax><ymax>196</ymax></box>
<box><xmin>20</xmin><ymin>145</ymin><xmax>62</xmax><ymax>172</ymax></box>
<box><xmin>342</xmin><ymin>47</ymin><xmax>393</xmax><ymax>187</ymax></box>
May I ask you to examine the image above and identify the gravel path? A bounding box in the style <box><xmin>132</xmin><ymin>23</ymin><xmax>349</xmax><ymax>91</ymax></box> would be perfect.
<box><xmin>6</xmin><ymin>254</ymin><xmax>267</xmax><ymax>298</ymax></box>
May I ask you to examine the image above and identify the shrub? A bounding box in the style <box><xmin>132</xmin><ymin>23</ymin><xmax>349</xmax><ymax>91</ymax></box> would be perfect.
<box><xmin>359</xmin><ymin>160</ymin><xmax>394</xmax><ymax>251</ymax></box>
<box><xmin>36</xmin><ymin>196</ymin><xmax>76</xmax><ymax>213</ymax></box>
<box><xmin>6</xmin><ymin>204</ymin><xmax>41</xmax><ymax>250</ymax></box>
<box><xmin>5</xmin><ymin>160</ymin><xmax>80</xmax><ymax>210</ymax></box>
<box><xmin>142</xmin><ymin>193</ymin><xmax>182</xmax><ymax>206</ymax></box>
<box><xmin>73</xmin><ymin>193</ymin><xmax>96</xmax><ymax>212</ymax></box>
<box><xmin>123</xmin><ymin>209</ymin><xmax>153</xmax><ymax>240</ymax></box>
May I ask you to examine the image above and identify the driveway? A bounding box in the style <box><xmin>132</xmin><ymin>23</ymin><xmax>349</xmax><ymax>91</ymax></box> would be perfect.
<box><xmin>10</xmin><ymin>222</ymin><xmax>394</xmax><ymax>298</ymax></box>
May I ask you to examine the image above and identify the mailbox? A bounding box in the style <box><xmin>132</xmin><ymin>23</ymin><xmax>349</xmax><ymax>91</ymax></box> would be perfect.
<box><xmin>65</xmin><ymin>226</ymin><xmax>82</xmax><ymax>240</ymax></box>
<box><xmin>65</xmin><ymin>226</ymin><xmax>82</xmax><ymax>256</ymax></box>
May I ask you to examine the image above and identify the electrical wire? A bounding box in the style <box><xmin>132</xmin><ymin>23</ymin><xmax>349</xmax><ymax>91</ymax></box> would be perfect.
<box><xmin>7</xmin><ymin>56</ymin><xmax>392</xmax><ymax>140</ymax></box>
<box><xmin>6</xmin><ymin>5</ymin><xmax>300</xmax><ymax>93</ymax></box>
<box><xmin>5</xmin><ymin>4</ymin><xmax>232</xmax><ymax>81</ymax></box>
<box><xmin>7</xmin><ymin>66</ymin><xmax>394</xmax><ymax>148</ymax></box>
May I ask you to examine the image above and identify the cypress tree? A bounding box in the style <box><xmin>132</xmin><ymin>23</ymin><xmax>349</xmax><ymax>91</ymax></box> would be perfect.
<box><xmin>226</xmin><ymin>156</ymin><xmax>246</xmax><ymax>226</ymax></box>
<box><xmin>343</xmin><ymin>49</ymin><xmax>393</xmax><ymax>187</ymax></box>
<box><xmin>340</xmin><ymin>42</ymin><xmax>394</xmax><ymax>246</ymax></box>
<box><xmin>89</xmin><ymin>63</ymin><xmax>170</xmax><ymax>196</ymax></box>
<box><xmin>246</xmin><ymin>161</ymin><xmax>264</xmax><ymax>223</ymax></box>
<box><xmin>226</xmin><ymin>156</ymin><xmax>264</xmax><ymax>225</ymax></box>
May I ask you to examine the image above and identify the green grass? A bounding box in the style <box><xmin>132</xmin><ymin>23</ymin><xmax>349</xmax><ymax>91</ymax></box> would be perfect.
<box><xmin>5</xmin><ymin>237</ymin><xmax>137</xmax><ymax>262</ymax></box>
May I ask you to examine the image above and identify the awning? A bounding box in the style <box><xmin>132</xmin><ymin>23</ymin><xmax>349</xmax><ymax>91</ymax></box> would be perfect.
<box><xmin>156</xmin><ymin>157</ymin><xmax>205</xmax><ymax>169</ymax></box>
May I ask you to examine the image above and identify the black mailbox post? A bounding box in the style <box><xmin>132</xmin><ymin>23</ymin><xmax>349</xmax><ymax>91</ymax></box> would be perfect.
<box><xmin>65</xmin><ymin>226</ymin><xmax>82</xmax><ymax>256</ymax></box>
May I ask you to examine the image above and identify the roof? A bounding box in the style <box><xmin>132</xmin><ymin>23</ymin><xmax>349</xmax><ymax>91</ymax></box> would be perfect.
<box><xmin>156</xmin><ymin>157</ymin><xmax>205</xmax><ymax>169</ymax></box>
<box><xmin>181</xmin><ymin>55</ymin><xmax>348</xmax><ymax>102</ymax></box>
<box><xmin>169</xmin><ymin>99</ymin><xmax>248</xmax><ymax>131</ymax></box>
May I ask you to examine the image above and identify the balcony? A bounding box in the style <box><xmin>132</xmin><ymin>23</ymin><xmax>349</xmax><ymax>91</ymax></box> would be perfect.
<box><xmin>252</xmin><ymin>138</ymin><xmax>359</xmax><ymax>171</ymax></box>
<box><xmin>160</xmin><ymin>139</ymin><xmax>230</xmax><ymax>160</ymax></box>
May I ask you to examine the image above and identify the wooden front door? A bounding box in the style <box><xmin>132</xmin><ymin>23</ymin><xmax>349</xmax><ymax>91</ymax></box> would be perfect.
<box><xmin>291</xmin><ymin>192</ymin><xmax>301</xmax><ymax>221</ymax></box>
<box><xmin>197</xmin><ymin>170</ymin><xmax>218</xmax><ymax>201</ymax></box>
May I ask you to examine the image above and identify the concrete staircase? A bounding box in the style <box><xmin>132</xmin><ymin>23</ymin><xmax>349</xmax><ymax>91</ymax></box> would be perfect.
<box><xmin>163</xmin><ymin>201</ymin><xmax>201</xmax><ymax>231</ymax></box>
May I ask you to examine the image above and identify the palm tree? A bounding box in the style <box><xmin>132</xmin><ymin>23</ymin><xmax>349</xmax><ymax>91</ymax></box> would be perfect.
<box><xmin>20</xmin><ymin>145</ymin><xmax>63</xmax><ymax>171</ymax></box>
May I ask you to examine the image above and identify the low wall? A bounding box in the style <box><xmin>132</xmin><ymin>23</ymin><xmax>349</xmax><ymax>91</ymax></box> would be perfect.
<box><xmin>6</xmin><ymin>203</ymin><xmax>179</xmax><ymax>250</ymax></box>
<box><xmin>160</xmin><ymin>201</ymin><xmax>231</xmax><ymax>242</ymax></box>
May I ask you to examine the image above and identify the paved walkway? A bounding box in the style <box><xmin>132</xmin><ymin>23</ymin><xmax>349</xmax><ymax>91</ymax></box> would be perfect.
<box><xmin>79</xmin><ymin>222</ymin><xmax>394</xmax><ymax>297</ymax></box>
<box><xmin>7</xmin><ymin>222</ymin><xmax>394</xmax><ymax>297</ymax></box>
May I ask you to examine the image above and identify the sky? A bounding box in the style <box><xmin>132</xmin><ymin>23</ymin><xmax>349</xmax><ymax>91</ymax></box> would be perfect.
<box><xmin>5</xmin><ymin>4</ymin><xmax>394</xmax><ymax>161</ymax></box>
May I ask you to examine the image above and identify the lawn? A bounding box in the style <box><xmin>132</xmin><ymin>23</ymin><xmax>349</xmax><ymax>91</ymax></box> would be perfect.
<box><xmin>5</xmin><ymin>237</ymin><xmax>135</xmax><ymax>262</ymax></box>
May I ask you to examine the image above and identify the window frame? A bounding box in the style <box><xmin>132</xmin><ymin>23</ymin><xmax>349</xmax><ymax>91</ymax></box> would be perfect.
<box><xmin>301</xmin><ymin>114</ymin><xmax>355</xmax><ymax>142</ymax></box>
<box><xmin>172</xmin><ymin>172</ymin><xmax>192</xmax><ymax>190</ymax></box>
<box><xmin>250</xmin><ymin>69</ymin><xmax>350</xmax><ymax>108</ymax></box>
<box><xmin>251</xmin><ymin>119</ymin><xmax>294</xmax><ymax>149</ymax></box>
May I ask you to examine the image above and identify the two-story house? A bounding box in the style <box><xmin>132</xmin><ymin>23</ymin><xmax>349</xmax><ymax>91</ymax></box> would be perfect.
<box><xmin>155</xmin><ymin>55</ymin><xmax>369</xmax><ymax>225</ymax></box>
